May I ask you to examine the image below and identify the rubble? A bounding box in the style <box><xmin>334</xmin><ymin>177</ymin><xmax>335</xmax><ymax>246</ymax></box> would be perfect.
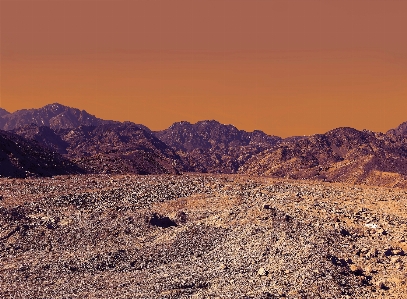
<box><xmin>1</xmin><ymin>174</ymin><xmax>407</xmax><ymax>298</ymax></box>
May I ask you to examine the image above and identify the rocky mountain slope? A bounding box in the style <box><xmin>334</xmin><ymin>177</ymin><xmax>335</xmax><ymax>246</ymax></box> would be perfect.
<box><xmin>56</xmin><ymin>122</ymin><xmax>181</xmax><ymax>175</ymax></box>
<box><xmin>5</xmin><ymin>102</ymin><xmax>407</xmax><ymax>187</ymax></box>
<box><xmin>12</xmin><ymin>124</ymin><xmax>70</xmax><ymax>155</ymax></box>
<box><xmin>155</xmin><ymin>120</ymin><xmax>281</xmax><ymax>173</ymax></box>
<box><xmin>14</xmin><ymin>122</ymin><xmax>181</xmax><ymax>175</ymax></box>
<box><xmin>0</xmin><ymin>103</ymin><xmax>112</xmax><ymax>131</ymax></box>
<box><xmin>1</xmin><ymin>174</ymin><xmax>407</xmax><ymax>298</ymax></box>
<box><xmin>0</xmin><ymin>108</ymin><xmax>10</xmax><ymax>129</ymax></box>
<box><xmin>240</xmin><ymin>127</ymin><xmax>407</xmax><ymax>188</ymax></box>
<box><xmin>0</xmin><ymin>130</ymin><xmax>84</xmax><ymax>178</ymax></box>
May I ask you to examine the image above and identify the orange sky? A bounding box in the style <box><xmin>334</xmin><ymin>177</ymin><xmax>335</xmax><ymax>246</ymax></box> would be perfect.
<box><xmin>1</xmin><ymin>0</ymin><xmax>407</xmax><ymax>137</ymax></box>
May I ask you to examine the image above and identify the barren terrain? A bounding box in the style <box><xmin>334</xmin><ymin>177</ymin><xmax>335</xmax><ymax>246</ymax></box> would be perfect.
<box><xmin>1</xmin><ymin>174</ymin><xmax>407</xmax><ymax>298</ymax></box>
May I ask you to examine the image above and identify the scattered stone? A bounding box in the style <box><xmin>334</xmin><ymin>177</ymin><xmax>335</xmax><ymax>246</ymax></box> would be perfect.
<box><xmin>376</xmin><ymin>280</ymin><xmax>388</xmax><ymax>290</ymax></box>
<box><xmin>1</xmin><ymin>174</ymin><xmax>407</xmax><ymax>298</ymax></box>
<box><xmin>258</xmin><ymin>267</ymin><xmax>268</xmax><ymax>276</ymax></box>
<box><xmin>349</xmin><ymin>264</ymin><xmax>363</xmax><ymax>275</ymax></box>
<box><xmin>391</xmin><ymin>256</ymin><xmax>401</xmax><ymax>264</ymax></box>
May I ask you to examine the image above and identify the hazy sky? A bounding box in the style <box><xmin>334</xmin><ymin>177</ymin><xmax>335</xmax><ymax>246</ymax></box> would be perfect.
<box><xmin>1</xmin><ymin>0</ymin><xmax>406</xmax><ymax>137</ymax></box>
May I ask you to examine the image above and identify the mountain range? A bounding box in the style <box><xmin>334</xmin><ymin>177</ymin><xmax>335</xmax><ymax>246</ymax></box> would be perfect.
<box><xmin>1</xmin><ymin>103</ymin><xmax>407</xmax><ymax>187</ymax></box>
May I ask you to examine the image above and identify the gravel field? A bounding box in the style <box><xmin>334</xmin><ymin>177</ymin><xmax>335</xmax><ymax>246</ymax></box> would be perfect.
<box><xmin>1</xmin><ymin>174</ymin><xmax>407</xmax><ymax>298</ymax></box>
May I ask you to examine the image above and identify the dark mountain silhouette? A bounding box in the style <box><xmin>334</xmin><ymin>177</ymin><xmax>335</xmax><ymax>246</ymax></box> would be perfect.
<box><xmin>0</xmin><ymin>130</ymin><xmax>84</xmax><ymax>178</ymax></box>
<box><xmin>0</xmin><ymin>108</ymin><xmax>9</xmax><ymax>117</ymax></box>
<box><xmin>12</xmin><ymin>124</ymin><xmax>70</xmax><ymax>154</ymax></box>
<box><xmin>15</xmin><ymin>122</ymin><xmax>182</xmax><ymax>175</ymax></box>
<box><xmin>154</xmin><ymin>120</ymin><xmax>282</xmax><ymax>173</ymax></box>
<box><xmin>58</xmin><ymin>122</ymin><xmax>181</xmax><ymax>174</ymax></box>
<box><xmin>0</xmin><ymin>103</ymin><xmax>114</xmax><ymax>131</ymax></box>
<box><xmin>6</xmin><ymin>102</ymin><xmax>407</xmax><ymax>187</ymax></box>
<box><xmin>240</xmin><ymin>127</ymin><xmax>407</xmax><ymax>187</ymax></box>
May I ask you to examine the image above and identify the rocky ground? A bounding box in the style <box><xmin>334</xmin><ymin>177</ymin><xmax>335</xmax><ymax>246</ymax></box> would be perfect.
<box><xmin>1</xmin><ymin>174</ymin><xmax>407</xmax><ymax>298</ymax></box>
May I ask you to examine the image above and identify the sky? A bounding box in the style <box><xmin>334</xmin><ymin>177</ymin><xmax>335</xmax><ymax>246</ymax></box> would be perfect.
<box><xmin>1</xmin><ymin>0</ymin><xmax>406</xmax><ymax>137</ymax></box>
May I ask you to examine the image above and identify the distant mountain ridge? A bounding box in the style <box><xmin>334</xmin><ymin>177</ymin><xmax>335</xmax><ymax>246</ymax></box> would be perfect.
<box><xmin>58</xmin><ymin>122</ymin><xmax>181</xmax><ymax>175</ymax></box>
<box><xmin>13</xmin><ymin>122</ymin><xmax>181</xmax><ymax>175</ymax></box>
<box><xmin>3</xmin><ymin>102</ymin><xmax>407</xmax><ymax>187</ymax></box>
<box><xmin>0</xmin><ymin>108</ymin><xmax>10</xmax><ymax>117</ymax></box>
<box><xmin>154</xmin><ymin>120</ymin><xmax>282</xmax><ymax>173</ymax></box>
<box><xmin>155</xmin><ymin>120</ymin><xmax>281</xmax><ymax>150</ymax></box>
<box><xmin>0</xmin><ymin>103</ymin><xmax>114</xmax><ymax>131</ymax></box>
<box><xmin>240</xmin><ymin>127</ymin><xmax>407</xmax><ymax>187</ymax></box>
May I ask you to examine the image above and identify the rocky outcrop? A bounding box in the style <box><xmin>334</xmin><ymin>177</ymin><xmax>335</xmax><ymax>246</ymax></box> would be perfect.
<box><xmin>387</xmin><ymin>121</ymin><xmax>407</xmax><ymax>137</ymax></box>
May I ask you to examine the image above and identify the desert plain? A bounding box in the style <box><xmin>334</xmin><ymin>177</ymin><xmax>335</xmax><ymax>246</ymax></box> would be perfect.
<box><xmin>1</xmin><ymin>174</ymin><xmax>407</xmax><ymax>298</ymax></box>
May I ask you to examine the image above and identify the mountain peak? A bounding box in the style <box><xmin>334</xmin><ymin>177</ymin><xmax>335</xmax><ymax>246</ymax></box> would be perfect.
<box><xmin>43</xmin><ymin>102</ymin><xmax>70</xmax><ymax>110</ymax></box>
<box><xmin>45</xmin><ymin>102</ymin><xmax>66</xmax><ymax>107</ymax></box>
<box><xmin>0</xmin><ymin>103</ymin><xmax>111</xmax><ymax>131</ymax></box>
<box><xmin>169</xmin><ymin>121</ymin><xmax>192</xmax><ymax>128</ymax></box>
<box><xmin>154</xmin><ymin>120</ymin><xmax>281</xmax><ymax>173</ymax></box>
<box><xmin>196</xmin><ymin>120</ymin><xmax>221</xmax><ymax>125</ymax></box>
<box><xmin>0</xmin><ymin>108</ymin><xmax>10</xmax><ymax>117</ymax></box>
